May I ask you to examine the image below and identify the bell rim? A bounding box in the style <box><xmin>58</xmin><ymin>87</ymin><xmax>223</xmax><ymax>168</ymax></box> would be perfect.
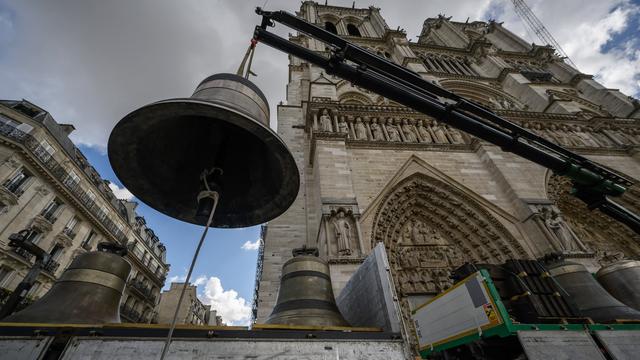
<box><xmin>108</xmin><ymin>98</ymin><xmax>300</xmax><ymax>228</ymax></box>
<box><xmin>596</xmin><ymin>260</ymin><xmax>640</xmax><ymax>278</ymax></box>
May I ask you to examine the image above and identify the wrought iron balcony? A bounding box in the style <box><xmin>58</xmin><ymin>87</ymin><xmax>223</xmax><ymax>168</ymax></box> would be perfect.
<box><xmin>120</xmin><ymin>304</ymin><xmax>141</xmax><ymax>322</ymax></box>
<box><xmin>128</xmin><ymin>280</ymin><xmax>153</xmax><ymax>299</ymax></box>
<box><xmin>2</xmin><ymin>181</ymin><xmax>26</xmax><ymax>197</ymax></box>
<box><xmin>12</xmin><ymin>247</ymin><xmax>34</xmax><ymax>262</ymax></box>
<box><xmin>43</xmin><ymin>259</ymin><xmax>60</xmax><ymax>275</ymax></box>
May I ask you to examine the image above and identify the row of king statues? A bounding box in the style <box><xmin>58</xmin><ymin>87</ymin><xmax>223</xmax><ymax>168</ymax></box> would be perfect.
<box><xmin>315</xmin><ymin>108</ymin><xmax>639</xmax><ymax>148</ymax></box>
<box><xmin>317</xmin><ymin>109</ymin><xmax>466</xmax><ymax>144</ymax></box>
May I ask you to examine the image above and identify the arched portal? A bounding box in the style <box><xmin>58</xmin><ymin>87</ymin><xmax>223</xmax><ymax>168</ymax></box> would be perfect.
<box><xmin>371</xmin><ymin>173</ymin><xmax>525</xmax><ymax>298</ymax></box>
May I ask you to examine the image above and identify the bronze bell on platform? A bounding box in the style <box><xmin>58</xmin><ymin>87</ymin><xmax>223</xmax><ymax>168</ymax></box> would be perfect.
<box><xmin>266</xmin><ymin>247</ymin><xmax>349</xmax><ymax>327</ymax></box>
<box><xmin>108</xmin><ymin>73</ymin><xmax>299</xmax><ymax>228</ymax></box>
<box><xmin>3</xmin><ymin>244</ymin><xmax>131</xmax><ymax>324</ymax></box>
<box><xmin>596</xmin><ymin>260</ymin><xmax>640</xmax><ymax>311</ymax></box>
<box><xmin>547</xmin><ymin>259</ymin><xmax>640</xmax><ymax>323</ymax></box>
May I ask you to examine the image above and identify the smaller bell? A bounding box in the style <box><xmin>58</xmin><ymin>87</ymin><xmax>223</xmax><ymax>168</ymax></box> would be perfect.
<box><xmin>596</xmin><ymin>260</ymin><xmax>640</xmax><ymax>311</ymax></box>
<box><xmin>3</xmin><ymin>245</ymin><xmax>131</xmax><ymax>324</ymax></box>
<box><xmin>266</xmin><ymin>247</ymin><xmax>349</xmax><ymax>327</ymax></box>
<box><xmin>547</xmin><ymin>259</ymin><xmax>640</xmax><ymax>323</ymax></box>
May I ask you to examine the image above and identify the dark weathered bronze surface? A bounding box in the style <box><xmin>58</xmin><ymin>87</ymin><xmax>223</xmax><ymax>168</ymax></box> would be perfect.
<box><xmin>596</xmin><ymin>260</ymin><xmax>640</xmax><ymax>311</ymax></box>
<box><xmin>548</xmin><ymin>260</ymin><xmax>640</xmax><ymax>322</ymax></box>
<box><xmin>3</xmin><ymin>251</ymin><xmax>131</xmax><ymax>324</ymax></box>
<box><xmin>108</xmin><ymin>73</ymin><xmax>300</xmax><ymax>228</ymax></box>
<box><xmin>266</xmin><ymin>253</ymin><xmax>349</xmax><ymax>326</ymax></box>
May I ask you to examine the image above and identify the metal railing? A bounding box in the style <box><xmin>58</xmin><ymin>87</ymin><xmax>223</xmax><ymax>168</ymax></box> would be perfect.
<box><xmin>120</xmin><ymin>304</ymin><xmax>141</xmax><ymax>322</ymax></box>
<box><xmin>12</xmin><ymin>247</ymin><xmax>34</xmax><ymax>262</ymax></box>
<box><xmin>129</xmin><ymin>279</ymin><xmax>154</xmax><ymax>299</ymax></box>
<box><xmin>43</xmin><ymin>259</ymin><xmax>60</xmax><ymax>275</ymax></box>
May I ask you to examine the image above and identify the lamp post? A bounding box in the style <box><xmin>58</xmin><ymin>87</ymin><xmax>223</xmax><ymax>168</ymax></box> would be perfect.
<box><xmin>0</xmin><ymin>229</ymin><xmax>51</xmax><ymax>319</ymax></box>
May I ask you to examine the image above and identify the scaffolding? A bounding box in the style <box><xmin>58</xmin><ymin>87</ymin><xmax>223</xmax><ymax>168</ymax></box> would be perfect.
<box><xmin>511</xmin><ymin>0</ymin><xmax>578</xmax><ymax>69</ymax></box>
<box><xmin>250</xmin><ymin>224</ymin><xmax>267</xmax><ymax>324</ymax></box>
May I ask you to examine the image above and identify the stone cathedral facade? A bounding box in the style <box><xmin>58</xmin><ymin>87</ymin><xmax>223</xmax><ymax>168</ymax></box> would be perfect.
<box><xmin>255</xmin><ymin>1</ymin><xmax>640</xmax><ymax>325</ymax></box>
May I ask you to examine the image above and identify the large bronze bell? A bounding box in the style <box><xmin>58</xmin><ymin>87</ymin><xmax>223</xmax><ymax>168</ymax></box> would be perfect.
<box><xmin>547</xmin><ymin>259</ymin><xmax>640</xmax><ymax>323</ymax></box>
<box><xmin>108</xmin><ymin>73</ymin><xmax>299</xmax><ymax>228</ymax></box>
<box><xmin>266</xmin><ymin>248</ymin><xmax>349</xmax><ymax>327</ymax></box>
<box><xmin>2</xmin><ymin>248</ymin><xmax>131</xmax><ymax>324</ymax></box>
<box><xmin>596</xmin><ymin>260</ymin><xmax>640</xmax><ymax>311</ymax></box>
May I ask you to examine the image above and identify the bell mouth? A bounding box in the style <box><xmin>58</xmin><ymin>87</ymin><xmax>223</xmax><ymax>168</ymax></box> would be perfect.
<box><xmin>108</xmin><ymin>98</ymin><xmax>300</xmax><ymax>228</ymax></box>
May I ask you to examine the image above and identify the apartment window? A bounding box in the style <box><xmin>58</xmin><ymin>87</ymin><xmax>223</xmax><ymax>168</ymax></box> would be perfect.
<box><xmin>34</xmin><ymin>140</ymin><xmax>56</xmax><ymax>162</ymax></box>
<box><xmin>98</xmin><ymin>205</ymin><xmax>108</xmax><ymax>220</ymax></box>
<box><xmin>0</xmin><ymin>266</ymin><xmax>14</xmax><ymax>288</ymax></box>
<box><xmin>25</xmin><ymin>228</ymin><xmax>43</xmax><ymax>245</ymax></box>
<box><xmin>82</xmin><ymin>230</ymin><xmax>97</xmax><ymax>249</ymax></box>
<box><xmin>26</xmin><ymin>281</ymin><xmax>41</xmax><ymax>298</ymax></box>
<box><xmin>63</xmin><ymin>170</ymin><xmax>80</xmax><ymax>189</ymax></box>
<box><xmin>64</xmin><ymin>216</ymin><xmax>79</xmax><ymax>232</ymax></box>
<box><xmin>3</xmin><ymin>168</ymin><xmax>31</xmax><ymax>195</ymax></box>
<box><xmin>41</xmin><ymin>198</ymin><xmax>63</xmax><ymax>222</ymax></box>
<box><xmin>49</xmin><ymin>243</ymin><xmax>64</xmax><ymax>261</ymax></box>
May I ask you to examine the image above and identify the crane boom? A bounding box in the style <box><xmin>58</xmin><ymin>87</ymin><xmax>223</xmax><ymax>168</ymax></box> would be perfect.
<box><xmin>511</xmin><ymin>0</ymin><xmax>578</xmax><ymax>69</ymax></box>
<box><xmin>252</xmin><ymin>8</ymin><xmax>640</xmax><ymax>235</ymax></box>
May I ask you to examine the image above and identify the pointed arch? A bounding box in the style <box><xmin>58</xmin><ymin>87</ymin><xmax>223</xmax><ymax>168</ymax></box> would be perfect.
<box><xmin>371</xmin><ymin>172</ymin><xmax>525</xmax><ymax>296</ymax></box>
<box><xmin>338</xmin><ymin>91</ymin><xmax>373</xmax><ymax>105</ymax></box>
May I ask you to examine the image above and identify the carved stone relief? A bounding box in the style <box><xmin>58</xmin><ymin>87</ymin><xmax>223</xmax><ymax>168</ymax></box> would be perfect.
<box><xmin>321</xmin><ymin>207</ymin><xmax>362</xmax><ymax>259</ymax></box>
<box><xmin>311</xmin><ymin>105</ymin><xmax>470</xmax><ymax>147</ymax></box>
<box><xmin>547</xmin><ymin>174</ymin><xmax>640</xmax><ymax>260</ymax></box>
<box><xmin>530</xmin><ymin>204</ymin><xmax>589</xmax><ymax>254</ymax></box>
<box><xmin>523</xmin><ymin>121</ymin><xmax>636</xmax><ymax>149</ymax></box>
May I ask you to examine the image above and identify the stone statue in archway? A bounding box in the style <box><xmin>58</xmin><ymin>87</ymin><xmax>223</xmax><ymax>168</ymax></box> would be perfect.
<box><xmin>539</xmin><ymin>206</ymin><xmax>587</xmax><ymax>252</ymax></box>
<box><xmin>386</xmin><ymin>119</ymin><xmax>401</xmax><ymax>142</ymax></box>
<box><xmin>337</xmin><ymin>118</ymin><xmax>350</xmax><ymax>137</ymax></box>
<box><xmin>319</xmin><ymin>109</ymin><xmax>333</xmax><ymax>132</ymax></box>
<box><xmin>370</xmin><ymin>118</ymin><xmax>385</xmax><ymax>140</ymax></box>
<box><xmin>416</xmin><ymin>120</ymin><xmax>432</xmax><ymax>143</ymax></box>
<box><xmin>332</xmin><ymin>210</ymin><xmax>352</xmax><ymax>255</ymax></box>
<box><xmin>401</xmin><ymin>119</ymin><xmax>418</xmax><ymax>142</ymax></box>
<box><xmin>354</xmin><ymin>117</ymin><xmax>367</xmax><ymax>140</ymax></box>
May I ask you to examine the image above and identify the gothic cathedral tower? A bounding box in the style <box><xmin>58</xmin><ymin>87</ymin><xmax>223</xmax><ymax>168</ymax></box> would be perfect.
<box><xmin>254</xmin><ymin>1</ymin><xmax>640</xmax><ymax>324</ymax></box>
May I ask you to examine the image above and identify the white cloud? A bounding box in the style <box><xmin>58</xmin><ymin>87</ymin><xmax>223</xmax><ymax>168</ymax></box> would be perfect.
<box><xmin>167</xmin><ymin>275</ymin><xmax>186</xmax><ymax>284</ymax></box>
<box><xmin>193</xmin><ymin>275</ymin><xmax>208</xmax><ymax>286</ymax></box>
<box><xmin>108</xmin><ymin>182</ymin><xmax>134</xmax><ymax>200</ymax></box>
<box><xmin>487</xmin><ymin>0</ymin><xmax>640</xmax><ymax>96</ymax></box>
<box><xmin>198</xmin><ymin>276</ymin><xmax>251</xmax><ymax>326</ymax></box>
<box><xmin>241</xmin><ymin>238</ymin><xmax>261</xmax><ymax>251</ymax></box>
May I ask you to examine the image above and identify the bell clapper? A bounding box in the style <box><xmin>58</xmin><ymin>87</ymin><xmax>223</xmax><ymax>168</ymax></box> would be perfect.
<box><xmin>159</xmin><ymin>169</ymin><xmax>221</xmax><ymax>360</ymax></box>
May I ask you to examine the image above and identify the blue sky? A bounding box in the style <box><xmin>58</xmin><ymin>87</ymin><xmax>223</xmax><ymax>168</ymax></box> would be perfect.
<box><xmin>0</xmin><ymin>0</ymin><xmax>638</xmax><ymax>325</ymax></box>
<box><xmin>79</xmin><ymin>144</ymin><xmax>261</xmax><ymax>324</ymax></box>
